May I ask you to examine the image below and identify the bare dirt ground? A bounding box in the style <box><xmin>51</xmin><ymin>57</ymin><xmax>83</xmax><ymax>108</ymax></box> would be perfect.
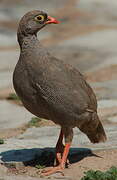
<box><xmin>5</xmin><ymin>149</ymin><xmax>117</xmax><ymax>180</ymax></box>
<box><xmin>64</xmin><ymin>149</ymin><xmax>117</xmax><ymax>180</ymax></box>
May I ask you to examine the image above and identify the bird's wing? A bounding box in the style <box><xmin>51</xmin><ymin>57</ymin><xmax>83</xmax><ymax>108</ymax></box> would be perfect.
<box><xmin>34</xmin><ymin>56</ymin><xmax>97</xmax><ymax>117</ymax></box>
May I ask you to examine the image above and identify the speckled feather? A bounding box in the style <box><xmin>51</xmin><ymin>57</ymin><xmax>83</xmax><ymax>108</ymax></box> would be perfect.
<box><xmin>13</xmin><ymin>10</ymin><xmax>106</xmax><ymax>143</ymax></box>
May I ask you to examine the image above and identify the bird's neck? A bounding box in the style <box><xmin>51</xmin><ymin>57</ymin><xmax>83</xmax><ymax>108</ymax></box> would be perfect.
<box><xmin>17</xmin><ymin>30</ymin><xmax>38</xmax><ymax>50</ymax></box>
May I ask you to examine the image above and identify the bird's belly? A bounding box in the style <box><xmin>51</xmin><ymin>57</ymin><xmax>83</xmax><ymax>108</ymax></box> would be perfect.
<box><xmin>21</xmin><ymin>98</ymin><xmax>51</xmax><ymax>120</ymax></box>
<box><xmin>13</xmin><ymin>78</ymin><xmax>50</xmax><ymax>120</ymax></box>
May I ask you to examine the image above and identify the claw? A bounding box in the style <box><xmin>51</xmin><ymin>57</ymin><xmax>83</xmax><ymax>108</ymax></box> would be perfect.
<box><xmin>41</xmin><ymin>166</ymin><xmax>64</xmax><ymax>176</ymax></box>
<box><xmin>40</xmin><ymin>129</ymin><xmax>71</xmax><ymax>176</ymax></box>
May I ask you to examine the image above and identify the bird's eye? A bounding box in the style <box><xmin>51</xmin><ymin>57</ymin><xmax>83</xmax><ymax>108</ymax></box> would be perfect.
<box><xmin>34</xmin><ymin>15</ymin><xmax>45</xmax><ymax>22</ymax></box>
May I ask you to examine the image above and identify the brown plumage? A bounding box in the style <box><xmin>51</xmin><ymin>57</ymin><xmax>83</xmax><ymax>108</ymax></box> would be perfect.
<box><xmin>13</xmin><ymin>10</ymin><xmax>106</xmax><ymax>175</ymax></box>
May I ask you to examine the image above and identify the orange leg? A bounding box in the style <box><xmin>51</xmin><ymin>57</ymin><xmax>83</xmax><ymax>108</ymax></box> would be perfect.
<box><xmin>41</xmin><ymin>127</ymin><xmax>73</xmax><ymax>176</ymax></box>
<box><xmin>60</xmin><ymin>143</ymin><xmax>71</xmax><ymax>168</ymax></box>
<box><xmin>42</xmin><ymin>143</ymin><xmax>71</xmax><ymax>176</ymax></box>
<box><xmin>55</xmin><ymin>129</ymin><xmax>64</xmax><ymax>165</ymax></box>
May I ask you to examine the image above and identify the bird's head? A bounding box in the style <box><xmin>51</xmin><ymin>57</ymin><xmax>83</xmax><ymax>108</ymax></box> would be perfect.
<box><xmin>18</xmin><ymin>10</ymin><xmax>59</xmax><ymax>36</ymax></box>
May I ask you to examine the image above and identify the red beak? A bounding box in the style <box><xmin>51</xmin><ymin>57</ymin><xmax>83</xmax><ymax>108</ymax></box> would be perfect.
<box><xmin>46</xmin><ymin>16</ymin><xmax>60</xmax><ymax>24</ymax></box>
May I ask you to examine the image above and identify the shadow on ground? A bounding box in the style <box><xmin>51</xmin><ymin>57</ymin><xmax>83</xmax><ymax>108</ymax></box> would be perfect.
<box><xmin>0</xmin><ymin>147</ymin><xmax>100</xmax><ymax>168</ymax></box>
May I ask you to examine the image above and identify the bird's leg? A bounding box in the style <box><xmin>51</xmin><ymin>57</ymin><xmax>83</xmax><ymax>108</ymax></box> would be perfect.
<box><xmin>41</xmin><ymin>128</ymin><xmax>73</xmax><ymax>176</ymax></box>
<box><xmin>59</xmin><ymin>143</ymin><xmax>71</xmax><ymax>169</ymax></box>
<box><xmin>42</xmin><ymin>143</ymin><xmax>71</xmax><ymax>176</ymax></box>
<box><xmin>55</xmin><ymin>129</ymin><xmax>64</xmax><ymax>165</ymax></box>
<box><xmin>55</xmin><ymin>129</ymin><xmax>70</xmax><ymax>165</ymax></box>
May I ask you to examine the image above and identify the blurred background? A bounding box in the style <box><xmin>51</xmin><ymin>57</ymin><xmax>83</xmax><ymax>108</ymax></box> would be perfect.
<box><xmin>0</xmin><ymin>0</ymin><xmax>117</xmax><ymax>164</ymax></box>
<box><xmin>0</xmin><ymin>0</ymin><xmax>117</xmax><ymax>97</ymax></box>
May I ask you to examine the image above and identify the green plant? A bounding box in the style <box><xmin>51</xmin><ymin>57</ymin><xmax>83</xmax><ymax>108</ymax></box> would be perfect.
<box><xmin>35</xmin><ymin>164</ymin><xmax>45</xmax><ymax>169</ymax></box>
<box><xmin>0</xmin><ymin>139</ymin><xmax>4</xmax><ymax>144</ymax></box>
<box><xmin>28</xmin><ymin>117</ymin><xmax>42</xmax><ymax>127</ymax></box>
<box><xmin>81</xmin><ymin>167</ymin><xmax>117</xmax><ymax>180</ymax></box>
<box><xmin>7</xmin><ymin>93</ymin><xmax>20</xmax><ymax>101</ymax></box>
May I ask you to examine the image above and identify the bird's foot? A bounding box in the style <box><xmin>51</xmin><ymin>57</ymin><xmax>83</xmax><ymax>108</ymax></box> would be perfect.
<box><xmin>41</xmin><ymin>165</ymin><xmax>64</xmax><ymax>176</ymax></box>
<box><xmin>56</xmin><ymin>144</ymin><xmax>70</xmax><ymax>165</ymax></box>
<box><xmin>55</xmin><ymin>153</ymin><xmax>70</xmax><ymax>167</ymax></box>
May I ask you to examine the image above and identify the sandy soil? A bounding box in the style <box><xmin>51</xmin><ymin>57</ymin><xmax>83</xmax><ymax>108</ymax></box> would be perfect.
<box><xmin>65</xmin><ymin>149</ymin><xmax>117</xmax><ymax>180</ymax></box>
<box><xmin>6</xmin><ymin>149</ymin><xmax>117</xmax><ymax>180</ymax></box>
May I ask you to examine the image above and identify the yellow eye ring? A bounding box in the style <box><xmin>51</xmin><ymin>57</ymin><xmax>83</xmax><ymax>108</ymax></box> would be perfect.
<box><xmin>34</xmin><ymin>15</ymin><xmax>45</xmax><ymax>22</ymax></box>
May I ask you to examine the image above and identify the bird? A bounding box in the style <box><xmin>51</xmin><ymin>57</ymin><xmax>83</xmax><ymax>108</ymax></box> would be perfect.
<box><xmin>13</xmin><ymin>10</ymin><xmax>107</xmax><ymax>176</ymax></box>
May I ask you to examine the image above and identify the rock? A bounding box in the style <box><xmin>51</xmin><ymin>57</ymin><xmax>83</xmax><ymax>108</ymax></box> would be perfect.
<box><xmin>0</xmin><ymin>124</ymin><xmax>117</xmax><ymax>169</ymax></box>
<box><xmin>93</xmin><ymin>100</ymin><xmax>117</xmax><ymax>120</ymax></box>
<box><xmin>98</xmin><ymin>107</ymin><xmax>117</xmax><ymax>119</ymax></box>
<box><xmin>91</xmin><ymin>80</ymin><xmax>117</xmax><ymax>100</ymax></box>
<box><xmin>0</xmin><ymin>71</ymin><xmax>12</xmax><ymax>89</ymax></box>
<box><xmin>0</xmin><ymin>50</ymin><xmax>18</xmax><ymax>89</ymax></box>
<box><xmin>98</xmin><ymin>100</ymin><xmax>117</xmax><ymax>108</ymax></box>
<box><xmin>77</xmin><ymin>0</ymin><xmax>117</xmax><ymax>25</ymax></box>
<box><xmin>0</xmin><ymin>34</ymin><xmax>17</xmax><ymax>47</ymax></box>
<box><xmin>0</xmin><ymin>100</ymin><xmax>32</xmax><ymax>130</ymax></box>
<box><xmin>58</xmin><ymin>30</ymin><xmax>117</xmax><ymax>51</ymax></box>
<box><xmin>108</xmin><ymin>116</ymin><xmax>117</xmax><ymax>123</ymax></box>
<box><xmin>0</xmin><ymin>51</ymin><xmax>18</xmax><ymax>71</ymax></box>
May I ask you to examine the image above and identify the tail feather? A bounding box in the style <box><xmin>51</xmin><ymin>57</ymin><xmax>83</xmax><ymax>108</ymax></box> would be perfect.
<box><xmin>87</xmin><ymin>120</ymin><xmax>107</xmax><ymax>143</ymax></box>
<box><xmin>79</xmin><ymin>112</ymin><xmax>107</xmax><ymax>144</ymax></box>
